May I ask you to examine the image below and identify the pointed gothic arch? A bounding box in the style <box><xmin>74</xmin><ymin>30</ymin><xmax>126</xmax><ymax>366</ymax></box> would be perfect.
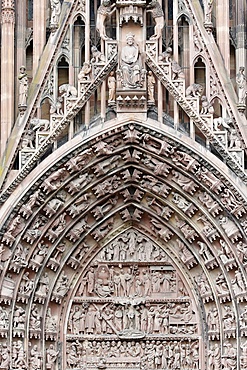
<box><xmin>0</xmin><ymin>118</ymin><xmax>247</xmax><ymax>370</ymax></box>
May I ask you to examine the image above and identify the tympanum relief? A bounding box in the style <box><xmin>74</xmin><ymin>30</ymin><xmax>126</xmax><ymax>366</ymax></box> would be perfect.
<box><xmin>66</xmin><ymin>229</ymin><xmax>199</xmax><ymax>370</ymax></box>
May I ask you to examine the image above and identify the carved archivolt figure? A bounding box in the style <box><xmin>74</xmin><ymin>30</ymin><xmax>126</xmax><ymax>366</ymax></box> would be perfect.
<box><xmin>146</xmin><ymin>0</ymin><xmax>165</xmax><ymax>40</ymax></box>
<box><xmin>96</xmin><ymin>0</ymin><xmax>116</xmax><ymax>41</ymax></box>
<box><xmin>46</xmin><ymin>344</ymin><xmax>59</xmax><ymax>370</ymax></box>
<box><xmin>18</xmin><ymin>66</ymin><xmax>28</xmax><ymax>106</ymax></box>
<box><xmin>236</xmin><ymin>67</ymin><xmax>247</xmax><ymax>105</ymax></box>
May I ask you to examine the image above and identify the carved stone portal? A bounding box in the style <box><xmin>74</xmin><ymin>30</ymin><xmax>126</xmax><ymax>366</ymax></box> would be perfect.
<box><xmin>66</xmin><ymin>228</ymin><xmax>200</xmax><ymax>370</ymax></box>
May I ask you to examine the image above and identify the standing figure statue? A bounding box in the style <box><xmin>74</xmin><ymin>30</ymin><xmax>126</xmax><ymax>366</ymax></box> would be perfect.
<box><xmin>108</xmin><ymin>71</ymin><xmax>116</xmax><ymax>103</ymax></box>
<box><xmin>96</xmin><ymin>0</ymin><xmax>116</xmax><ymax>41</ymax></box>
<box><xmin>50</xmin><ymin>0</ymin><xmax>61</xmax><ymax>26</ymax></box>
<box><xmin>203</xmin><ymin>0</ymin><xmax>214</xmax><ymax>23</ymax></box>
<box><xmin>119</xmin><ymin>33</ymin><xmax>145</xmax><ymax>89</ymax></box>
<box><xmin>236</xmin><ymin>66</ymin><xmax>247</xmax><ymax>105</ymax></box>
<box><xmin>146</xmin><ymin>0</ymin><xmax>164</xmax><ymax>40</ymax></box>
<box><xmin>147</xmin><ymin>71</ymin><xmax>155</xmax><ymax>103</ymax></box>
<box><xmin>18</xmin><ymin>66</ymin><xmax>29</xmax><ymax>106</ymax></box>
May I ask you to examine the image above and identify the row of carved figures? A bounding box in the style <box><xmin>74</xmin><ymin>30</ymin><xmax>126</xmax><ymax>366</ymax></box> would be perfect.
<box><xmin>68</xmin><ymin>301</ymin><xmax>194</xmax><ymax>336</ymax></box>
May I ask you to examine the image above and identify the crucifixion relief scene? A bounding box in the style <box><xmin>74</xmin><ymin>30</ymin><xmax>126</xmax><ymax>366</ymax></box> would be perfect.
<box><xmin>0</xmin><ymin>0</ymin><xmax>246</xmax><ymax>370</ymax></box>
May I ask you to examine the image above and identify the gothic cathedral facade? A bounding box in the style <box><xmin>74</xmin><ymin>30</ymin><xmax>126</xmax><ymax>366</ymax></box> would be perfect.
<box><xmin>0</xmin><ymin>0</ymin><xmax>247</xmax><ymax>370</ymax></box>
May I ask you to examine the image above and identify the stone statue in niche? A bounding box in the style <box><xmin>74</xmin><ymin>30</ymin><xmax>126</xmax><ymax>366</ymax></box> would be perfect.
<box><xmin>50</xmin><ymin>0</ymin><xmax>61</xmax><ymax>27</ymax></box>
<box><xmin>46</xmin><ymin>308</ymin><xmax>57</xmax><ymax>332</ymax></box>
<box><xmin>13</xmin><ymin>306</ymin><xmax>26</xmax><ymax>329</ymax></box>
<box><xmin>0</xmin><ymin>306</ymin><xmax>9</xmax><ymax>330</ymax></box>
<box><xmin>96</xmin><ymin>0</ymin><xmax>116</xmax><ymax>41</ymax></box>
<box><xmin>53</xmin><ymin>270</ymin><xmax>69</xmax><ymax>297</ymax></box>
<box><xmin>208</xmin><ymin>343</ymin><xmax>221</xmax><ymax>370</ymax></box>
<box><xmin>0</xmin><ymin>343</ymin><xmax>10</xmax><ymax>370</ymax></box>
<box><xmin>46</xmin><ymin>344</ymin><xmax>59</xmax><ymax>370</ymax></box>
<box><xmin>78</xmin><ymin>62</ymin><xmax>92</xmax><ymax>82</ymax></box>
<box><xmin>222</xmin><ymin>342</ymin><xmax>237</xmax><ymax>370</ymax></box>
<box><xmin>30</xmin><ymin>242</ymin><xmax>48</xmax><ymax>270</ymax></box>
<box><xmin>207</xmin><ymin>307</ymin><xmax>220</xmax><ymax>332</ymax></box>
<box><xmin>146</xmin><ymin>0</ymin><xmax>164</xmax><ymax>40</ymax></box>
<box><xmin>223</xmin><ymin>305</ymin><xmax>236</xmax><ymax>332</ymax></box>
<box><xmin>203</xmin><ymin>0</ymin><xmax>214</xmax><ymax>24</ymax></box>
<box><xmin>29</xmin><ymin>304</ymin><xmax>41</xmax><ymax>331</ymax></box>
<box><xmin>29</xmin><ymin>344</ymin><xmax>42</xmax><ymax>370</ymax></box>
<box><xmin>19</xmin><ymin>189</ymin><xmax>42</xmax><ymax>219</ymax></box>
<box><xmin>118</xmin><ymin>33</ymin><xmax>145</xmax><ymax>89</ymax></box>
<box><xmin>18</xmin><ymin>66</ymin><xmax>29</xmax><ymax>107</ymax></box>
<box><xmin>236</xmin><ymin>66</ymin><xmax>247</xmax><ymax>105</ymax></box>
<box><xmin>36</xmin><ymin>272</ymin><xmax>50</xmax><ymax>297</ymax></box>
<box><xmin>19</xmin><ymin>271</ymin><xmax>34</xmax><ymax>297</ymax></box>
<box><xmin>108</xmin><ymin>71</ymin><xmax>116</xmax><ymax>104</ymax></box>
<box><xmin>147</xmin><ymin>71</ymin><xmax>155</xmax><ymax>103</ymax></box>
<box><xmin>12</xmin><ymin>340</ymin><xmax>27</xmax><ymax>369</ymax></box>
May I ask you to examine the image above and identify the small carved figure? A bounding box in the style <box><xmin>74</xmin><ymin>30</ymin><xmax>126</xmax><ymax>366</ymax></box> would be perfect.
<box><xmin>78</xmin><ymin>62</ymin><xmax>91</xmax><ymax>82</ymax></box>
<box><xmin>203</xmin><ymin>0</ymin><xmax>214</xmax><ymax>23</ymax></box>
<box><xmin>0</xmin><ymin>343</ymin><xmax>10</xmax><ymax>370</ymax></box>
<box><xmin>146</xmin><ymin>0</ymin><xmax>165</xmax><ymax>40</ymax></box>
<box><xmin>186</xmin><ymin>83</ymin><xmax>203</xmax><ymax>97</ymax></box>
<box><xmin>96</xmin><ymin>0</ymin><xmax>116</xmax><ymax>41</ymax></box>
<box><xmin>171</xmin><ymin>60</ymin><xmax>185</xmax><ymax>79</ymax></box>
<box><xmin>236</xmin><ymin>66</ymin><xmax>247</xmax><ymax>105</ymax></box>
<box><xmin>200</xmin><ymin>95</ymin><xmax>214</xmax><ymax>114</ymax></box>
<box><xmin>108</xmin><ymin>71</ymin><xmax>116</xmax><ymax>103</ymax></box>
<box><xmin>147</xmin><ymin>71</ymin><xmax>155</xmax><ymax>103</ymax></box>
<box><xmin>228</xmin><ymin>128</ymin><xmax>242</xmax><ymax>149</ymax></box>
<box><xmin>159</xmin><ymin>47</ymin><xmax>172</xmax><ymax>62</ymax></box>
<box><xmin>59</xmin><ymin>84</ymin><xmax>78</xmax><ymax>98</ymax></box>
<box><xmin>50</xmin><ymin>0</ymin><xmax>61</xmax><ymax>26</ymax></box>
<box><xmin>29</xmin><ymin>344</ymin><xmax>42</xmax><ymax>370</ymax></box>
<box><xmin>50</xmin><ymin>97</ymin><xmax>63</xmax><ymax>115</ymax></box>
<box><xmin>46</xmin><ymin>344</ymin><xmax>59</xmax><ymax>370</ymax></box>
<box><xmin>91</xmin><ymin>46</ymin><xmax>106</xmax><ymax>63</ymax></box>
<box><xmin>208</xmin><ymin>343</ymin><xmax>221</xmax><ymax>370</ymax></box>
<box><xmin>18</xmin><ymin>66</ymin><xmax>29</xmax><ymax>106</ymax></box>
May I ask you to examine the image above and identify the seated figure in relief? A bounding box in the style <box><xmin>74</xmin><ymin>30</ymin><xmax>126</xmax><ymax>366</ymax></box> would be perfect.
<box><xmin>119</xmin><ymin>33</ymin><xmax>145</xmax><ymax>89</ymax></box>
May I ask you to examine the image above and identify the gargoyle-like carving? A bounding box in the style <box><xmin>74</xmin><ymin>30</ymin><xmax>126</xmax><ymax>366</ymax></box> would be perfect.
<box><xmin>146</xmin><ymin>0</ymin><xmax>164</xmax><ymax>40</ymax></box>
<box><xmin>96</xmin><ymin>0</ymin><xmax>115</xmax><ymax>41</ymax></box>
<box><xmin>59</xmin><ymin>84</ymin><xmax>77</xmax><ymax>98</ymax></box>
<box><xmin>185</xmin><ymin>83</ymin><xmax>203</xmax><ymax>97</ymax></box>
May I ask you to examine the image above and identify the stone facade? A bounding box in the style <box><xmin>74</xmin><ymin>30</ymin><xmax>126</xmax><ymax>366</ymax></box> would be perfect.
<box><xmin>0</xmin><ymin>1</ymin><xmax>246</xmax><ymax>370</ymax></box>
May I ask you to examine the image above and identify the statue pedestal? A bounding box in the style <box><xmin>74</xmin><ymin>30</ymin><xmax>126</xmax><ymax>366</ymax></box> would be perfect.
<box><xmin>116</xmin><ymin>90</ymin><xmax>147</xmax><ymax>115</ymax></box>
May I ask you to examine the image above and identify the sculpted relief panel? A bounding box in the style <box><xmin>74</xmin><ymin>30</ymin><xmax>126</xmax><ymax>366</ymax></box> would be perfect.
<box><xmin>66</xmin><ymin>229</ymin><xmax>200</xmax><ymax>370</ymax></box>
<box><xmin>1</xmin><ymin>124</ymin><xmax>247</xmax><ymax>370</ymax></box>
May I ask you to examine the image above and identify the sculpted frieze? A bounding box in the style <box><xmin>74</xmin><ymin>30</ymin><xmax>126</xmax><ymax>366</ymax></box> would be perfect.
<box><xmin>141</xmin><ymin>134</ymin><xmax>174</xmax><ymax>157</ymax></box>
<box><xmin>150</xmin><ymin>218</ymin><xmax>173</xmax><ymax>242</ymax></box>
<box><xmin>29</xmin><ymin>344</ymin><xmax>42</xmax><ymax>370</ymax></box>
<box><xmin>176</xmin><ymin>239</ymin><xmax>198</xmax><ymax>269</ymax></box>
<box><xmin>12</xmin><ymin>340</ymin><xmax>27</xmax><ymax>369</ymax></box>
<box><xmin>9</xmin><ymin>243</ymin><xmax>28</xmax><ymax>272</ymax></box>
<box><xmin>29</xmin><ymin>304</ymin><xmax>41</xmax><ymax>338</ymax></box>
<box><xmin>207</xmin><ymin>307</ymin><xmax>220</xmax><ymax>340</ymax></box>
<box><xmin>218</xmin><ymin>240</ymin><xmax>237</xmax><ymax>270</ymax></box>
<box><xmin>175</xmin><ymin>217</ymin><xmax>198</xmax><ymax>243</ymax></box>
<box><xmin>195</xmin><ymin>274</ymin><xmax>213</xmax><ymax>303</ymax></box>
<box><xmin>35</xmin><ymin>272</ymin><xmax>50</xmax><ymax>303</ymax></box>
<box><xmin>68</xmin><ymin>193</ymin><xmax>93</xmax><ymax>218</ymax></box>
<box><xmin>66</xmin><ymin>173</ymin><xmax>94</xmax><ymax>195</ymax></box>
<box><xmin>67</xmin><ymin>217</ymin><xmax>90</xmax><ymax>242</ymax></box>
<box><xmin>215</xmin><ymin>273</ymin><xmax>231</xmax><ymax>303</ymax></box>
<box><xmin>220</xmin><ymin>188</ymin><xmax>246</xmax><ymax>219</ymax></box>
<box><xmin>52</xmin><ymin>270</ymin><xmax>70</xmax><ymax>303</ymax></box>
<box><xmin>92</xmin><ymin>175</ymin><xmax>121</xmax><ymax>198</ymax></box>
<box><xmin>67</xmin><ymin>242</ymin><xmax>89</xmax><ymax>269</ymax></box>
<box><xmin>197</xmin><ymin>214</ymin><xmax>219</xmax><ymax>242</ymax></box>
<box><xmin>141</xmin><ymin>175</ymin><xmax>171</xmax><ymax>197</ymax></box>
<box><xmin>196</xmin><ymin>167</ymin><xmax>224</xmax><ymax>194</ymax></box>
<box><xmin>92</xmin><ymin>217</ymin><xmax>114</xmax><ymax>242</ymax></box>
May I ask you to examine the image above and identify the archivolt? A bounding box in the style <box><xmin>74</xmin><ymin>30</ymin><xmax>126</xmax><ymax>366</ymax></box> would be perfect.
<box><xmin>0</xmin><ymin>118</ymin><xmax>246</xmax><ymax>369</ymax></box>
